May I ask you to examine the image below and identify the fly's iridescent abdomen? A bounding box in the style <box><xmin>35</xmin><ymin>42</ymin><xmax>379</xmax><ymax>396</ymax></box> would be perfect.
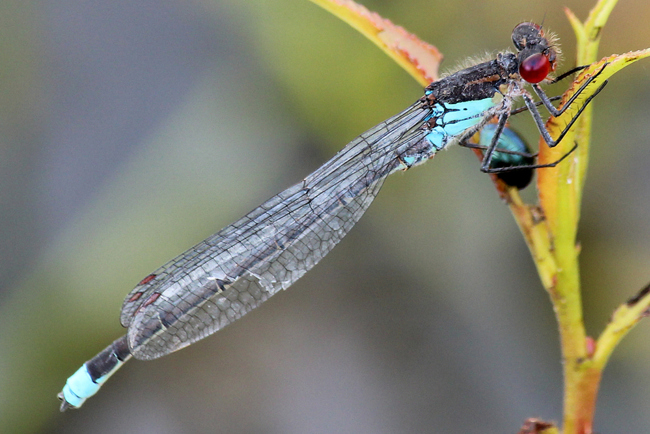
<box><xmin>480</xmin><ymin>123</ymin><xmax>534</xmax><ymax>189</ymax></box>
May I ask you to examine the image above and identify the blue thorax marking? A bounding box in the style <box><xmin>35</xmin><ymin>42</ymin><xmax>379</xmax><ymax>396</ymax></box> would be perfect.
<box><xmin>424</xmin><ymin>98</ymin><xmax>495</xmax><ymax>150</ymax></box>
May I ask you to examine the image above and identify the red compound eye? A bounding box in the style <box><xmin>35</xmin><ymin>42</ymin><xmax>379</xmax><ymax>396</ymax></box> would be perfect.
<box><xmin>519</xmin><ymin>52</ymin><xmax>551</xmax><ymax>83</ymax></box>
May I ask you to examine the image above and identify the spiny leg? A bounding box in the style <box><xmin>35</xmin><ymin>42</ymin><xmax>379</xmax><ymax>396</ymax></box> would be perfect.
<box><xmin>479</xmin><ymin>111</ymin><xmax>510</xmax><ymax>172</ymax></box>
<box><xmin>482</xmin><ymin>142</ymin><xmax>578</xmax><ymax>174</ymax></box>
<box><xmin>463</xmin><ymin>121</ymin><xmax>579</xmax><ymax>175</ymax></box>
<box><xmin>509</xmin><ymin>64</ymin><xmax>596</xmax><ymax>117</ymax></box>
<box><xmin>525</xmin><ymin>79</ymin><xmax>608</xmax><ymax>147</ymax></box>
<box><xmin>531</xmin><ymin>62</ymin><xmax>609</xmax><ymax>117</ymax></box>
<box><xmin>548</xmin><ymin>65</ymin><xmax>589</xmax><ymax>84</ymax></box>
<box><xmin>510</xmin><ymin>96</ymin><xmax>561</xmax><ymax>116</ymax></box>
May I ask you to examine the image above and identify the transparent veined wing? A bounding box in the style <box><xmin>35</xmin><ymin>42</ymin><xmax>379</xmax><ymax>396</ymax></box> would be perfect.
<box><xmin>120</xmin><ymin>102</ymin><xmax>431</xmax><ymax>360</ymax></box>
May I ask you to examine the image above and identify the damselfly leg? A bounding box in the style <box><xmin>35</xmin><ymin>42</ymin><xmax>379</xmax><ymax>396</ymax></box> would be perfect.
<box><xmin>524</xmin><ymin>64</ymin><xmax>609</xmax><ymax>147</ymax></box>
<box><xmin>478</xmin><ymin>64</ymin><xmax>608</xmax><ymax>174</ymax></box>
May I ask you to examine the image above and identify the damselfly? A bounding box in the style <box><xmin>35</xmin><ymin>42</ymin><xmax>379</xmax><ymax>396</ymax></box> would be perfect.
<box><xmin>58</xmin><ymin>22</ymin><xmax>607</xmax><ymax>411</ymax></box>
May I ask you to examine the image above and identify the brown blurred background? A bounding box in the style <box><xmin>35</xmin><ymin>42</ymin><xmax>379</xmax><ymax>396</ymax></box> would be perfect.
<box><xmin>1</xmin><ymin>0</ymin><xmax>649</xmax><ymax>433</ymax></box>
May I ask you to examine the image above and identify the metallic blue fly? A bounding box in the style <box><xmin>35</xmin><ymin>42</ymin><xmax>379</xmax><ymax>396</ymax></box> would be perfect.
<box><xmin>58</xmin><ymin>22</ymin><xmax>607</xmax><ymax>411</ymax></box>
<box><xmin>479</xmin><ymin>123</ymin><xmax>535</xmax><ymax>189</ymax></box>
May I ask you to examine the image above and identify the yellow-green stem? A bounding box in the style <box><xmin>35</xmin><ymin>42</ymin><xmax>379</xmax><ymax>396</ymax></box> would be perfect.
<box><xmin>555</xmin><ymin>1</ymin><xmax>618</xmax><ymax>431</ymax></box>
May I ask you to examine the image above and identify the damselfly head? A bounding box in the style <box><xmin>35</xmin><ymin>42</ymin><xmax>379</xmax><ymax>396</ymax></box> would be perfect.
<box><xmin>512</xmin><ymin>22</ymin><xmax>546</xmax><ymax>51</ymax></box>
<box><xmin>511</xmin><ymin>22</ymin><xmax>560</xmax><ymax>84</ymax></box>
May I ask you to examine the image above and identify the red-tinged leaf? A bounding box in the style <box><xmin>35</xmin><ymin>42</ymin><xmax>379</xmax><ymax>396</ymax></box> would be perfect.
<box><xmin>308</xmin><ymin>0</ymin><xmax>442</xmax><ymax>85</ymax></box>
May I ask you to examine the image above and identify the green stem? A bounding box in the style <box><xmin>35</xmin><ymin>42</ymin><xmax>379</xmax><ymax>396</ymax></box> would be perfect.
<box><xmin>555</xmin><ymin>1</ymin><xmax>618</xmax><ymax>432</ymax></box>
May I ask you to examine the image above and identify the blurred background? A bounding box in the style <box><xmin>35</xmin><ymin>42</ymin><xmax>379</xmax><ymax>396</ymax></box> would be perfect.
<box><xmin>1</xmin><ymin>0</ymin><xmax>649</xmax><ymax>433</ymax></box>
